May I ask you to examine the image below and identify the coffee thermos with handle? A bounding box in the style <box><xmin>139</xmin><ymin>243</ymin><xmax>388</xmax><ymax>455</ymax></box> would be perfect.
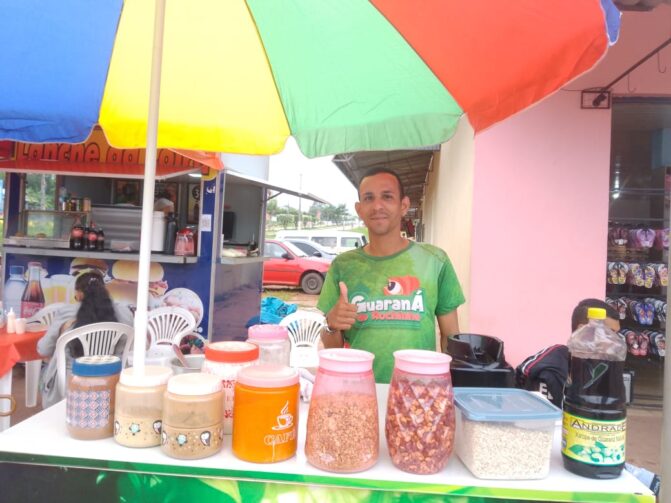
<box><xmin>164</xmin><ymin>213</ymin><xmax>177</xmax><ymax>254</ymax></box>
<box><xmin>151</xmin><ymin>211</ymin><xmax>166</xmax><ymax>252</ymax></box>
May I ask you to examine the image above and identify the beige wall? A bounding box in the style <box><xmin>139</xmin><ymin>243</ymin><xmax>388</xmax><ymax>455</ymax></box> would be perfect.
<box><xmin>422</xmin><ymin>117</ymin><xmax>475</xmax><ymax>331</ymax></box>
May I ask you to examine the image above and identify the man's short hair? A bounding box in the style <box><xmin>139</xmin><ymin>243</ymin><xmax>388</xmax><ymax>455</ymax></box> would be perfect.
<box><xmin>571</xmin><ymin>298</ymin><xmax>618</xmax><ymax>331</ymax></box>
<box><xmin>357</xmin><ymin>167</ymin><xmax>405</xmax><ymax>200</ymax></box>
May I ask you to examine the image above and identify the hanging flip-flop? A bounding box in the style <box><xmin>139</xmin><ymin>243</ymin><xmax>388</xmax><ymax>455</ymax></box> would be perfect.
<box><xmin>638</xmin><ymin>333</ymin><xmax>649</xmax><ymax>357</ymax></box>
<box><xmin>607</xmin><ymin>262</ymin><xmax>618</xmax><ymax>285</ymax></box>
<box><xmin>656</xmin><ymin>264</ymin><xmax>668</xmax><ymax>287</ymax></box>
<box><xmin>638</xmin><ymin>228</ymin><xmax>656</xmax><ymax>249</ymax></box>
<box><xmin>628</xmin><ymin>263</ymin><xmax>644</xmax><ymax>287</ymax></box>
<box><xmin>617</xmin><ymin>262</ymin><xmax>629</xmax><ymax>285</ymax></box>
<box><xmin>644</xmin><ymin>264</ymin><xmax>656</xmax><ymax>289</ymax></box>
<box><xmin>617</xmin><ymin>298</ymin><xmax>628</xmax><ymax>320</ymax></box>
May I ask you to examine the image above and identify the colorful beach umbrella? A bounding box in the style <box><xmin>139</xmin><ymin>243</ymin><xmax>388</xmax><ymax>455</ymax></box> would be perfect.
<box><xmin>0</xmin><ymin>0</ymin><xmax>620</xmax><ymax>372</ymax></box>
<box><xmin>0</xmin><ymin>0</ymin><xmax>619</xmax><ymax>157</ymax></box>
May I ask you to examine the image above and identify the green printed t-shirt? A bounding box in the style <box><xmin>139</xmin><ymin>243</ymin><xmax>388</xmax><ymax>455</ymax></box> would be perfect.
<box><xmin>317</xmin><ymin>241</ymin><xmax>465</xmax><ymax>383</ymax></box>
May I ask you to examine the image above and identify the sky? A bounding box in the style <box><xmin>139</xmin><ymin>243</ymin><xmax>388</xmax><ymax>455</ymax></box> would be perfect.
<box><xmin>268</xmin><ymin>138</ymin><xmax>359</xmax><ymax>213</ymax></box>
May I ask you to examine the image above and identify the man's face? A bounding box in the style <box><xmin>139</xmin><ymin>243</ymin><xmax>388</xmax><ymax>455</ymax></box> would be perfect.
<box><xmin>355</xmin><ymin>173</ymin><xmax>409</xmax><ymax>238</ymax></box>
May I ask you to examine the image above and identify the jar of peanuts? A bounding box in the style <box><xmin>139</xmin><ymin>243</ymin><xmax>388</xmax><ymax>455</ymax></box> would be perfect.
<box><xmin>305</xmin><ymin>348</ymin><xmax>378</xmax><ymax>473</ymax></box>
<box><xmin>385</xmin><ymin>350</ymin><xmax>455</xmax><ymax>474</ymax></box>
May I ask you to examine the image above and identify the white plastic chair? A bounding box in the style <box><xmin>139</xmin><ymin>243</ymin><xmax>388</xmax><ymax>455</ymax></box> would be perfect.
<box><xmin>25</xmin><ymin>303</ymin><xmax>67</xmax><ymax>408</ymax></box>
<box><xmin>142</xmin><ymin>307</ymin><xmax>197</xmax><ymax>365</ymax></box>
<box><xmin>55</xmin><ymin>322</ymin><xmax>134</xmax><ymax>396</ymax></box>
<box><xmin>280</xmin><ymin>310</ymin><xmax>325</xmax><ymax>368</ymax></box>
<box><xmin>27</xmin><ymin>303</ymin><xmax>67</xmax><ymax>327</ymax></box>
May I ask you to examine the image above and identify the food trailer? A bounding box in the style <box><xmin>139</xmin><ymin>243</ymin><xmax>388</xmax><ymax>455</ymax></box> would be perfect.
<box><xmin>0</xmin><ymin>131</ymin><xmax>321</xmax><ymax>344</ymax></box>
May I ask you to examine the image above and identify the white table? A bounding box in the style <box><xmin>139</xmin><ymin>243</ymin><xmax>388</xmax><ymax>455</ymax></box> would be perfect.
<box><xmin>0</xmin><ymin>385</ymin><xmax>655</xmax><ymax>502</ymax></box>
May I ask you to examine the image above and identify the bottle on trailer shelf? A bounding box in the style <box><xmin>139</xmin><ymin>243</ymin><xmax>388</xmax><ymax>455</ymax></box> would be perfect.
<box><xmin>562</xmin><ymin>307</ymin><xmax>627</xmax><ymax>479</ymax></box>
<box><xmin>20</xmin><ymin>262</ymin><xmax>45</xmax><ymax>319</ymax></box>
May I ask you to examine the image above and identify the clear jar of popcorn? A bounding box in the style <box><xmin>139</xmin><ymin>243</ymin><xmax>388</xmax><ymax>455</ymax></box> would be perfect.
<box><xmin>305</xmin><ymin>348</ymin><xmax>378</xmax><ymax>473</ymax></box>
<box><xmin>385</xmin><ymin>350</ymin><xmax>455</xmax><ymax>474</ymax></box>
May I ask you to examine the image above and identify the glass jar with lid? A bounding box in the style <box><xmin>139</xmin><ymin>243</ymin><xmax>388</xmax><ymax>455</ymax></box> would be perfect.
<box><xmin>114</xmin><ymin>365</ymin><xmax>173</xmax><ymax>448</ymax></box>
<box><xmin>161</xmin><ymin>373</ymin><xmax>223</xmax><ymax>459</ymax></box>
<box><xmin>66</xmin><ymin>355</ymin><xmax>122</xmax><ymax>440</ymax></box>
<box><xmin>385</xmin><ymin>350</ymin><xmax>455</xmax><ymax>474</ymax></box>
<box><xmin>305</xmin><ymin>348</ymin><xmax>378</xmax><ymax>473</ymax></box>
<box><xmin>201</xmin><ymin>341</ymin><xmax>259</xmax><ymax>434</ymax></box>
<box><xmin>247</xmin><ymin>324</ymin><xmax>291</xmax><ymax>366</ymax></box>
<box><xmin>232</xmin><ymin>364</ymin><xmax>299</xmax><ymax>463</ymax></box>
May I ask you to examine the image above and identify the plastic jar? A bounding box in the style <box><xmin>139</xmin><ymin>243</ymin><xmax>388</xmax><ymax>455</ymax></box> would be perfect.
<box><xmin>161</xmin><ymin>373</ymin><xmax>224</xmax><ymax>459</ymax></box>
<box><xmin>202</xmin><ymin>341</ymin><xmax>259</xmax><ymax>434</ymax></box>
<box><xmin>114</xmin><ymin>365</ymin><xmax>173</xmax><ymax>448</ymax></box>
<box><xmin>66</xmin><ymin>355</ymin><xmax>122</xmax><ymax>440</ymax></box>
<box><xmin>385</xmin><ymin>350</ymin><xmax>455</xmax><ymax>474</ymax></box>
<box><xmin>247</xmin><ymin>324</ymin><xmax>291</xmax><ymax>366</ymax></box>
<box><xmin>305</xmin><ymin>348</ymin><xmax>379</xmax><ymax>473</ymax></box>
<box><xmin>232</xmin><ymin>364</ymin><xmax>299</xmax><ymax>463</ymax></box>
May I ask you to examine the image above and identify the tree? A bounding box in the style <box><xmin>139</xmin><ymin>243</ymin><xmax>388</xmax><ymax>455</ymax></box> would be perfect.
<box><xmin>277</xmin><ymin>214</ymin><xmax>295</xmax><ymax>229</ymax></box>
<box><xmin>25</xmin><ymin>174</ymin><xmax>56</xmax><ymax>210</ymax></box>
<box><xmin>266</xmin><ymin>198</ymin><xmax>279</xmax><ymax>217</ymax></box>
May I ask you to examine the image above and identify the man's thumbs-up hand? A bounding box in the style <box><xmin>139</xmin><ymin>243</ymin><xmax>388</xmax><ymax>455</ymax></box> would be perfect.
<box><xmin>326</xmin><ymin>281</ymin><xmax>357</xmax><ymax>331</ymax></box>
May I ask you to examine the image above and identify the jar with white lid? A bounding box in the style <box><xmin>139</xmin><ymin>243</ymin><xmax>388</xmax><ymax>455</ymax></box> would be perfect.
<box><xmin>161</xmin><ymin>373</ymin><xmax>224</xmax><ymax>459</ymax></box>
<box><xmin>202</xmin><ymin>341</ymin><xmax>259</xmax><ymax>434</ymax></box>
<box><xmin>114</xmin><ymin>365</ymin><xmax>173</xmax><ymax>448</ymax></box>
<box><xmin>247</xmin><ymin>324</ymin><xmax>291</xmax><ymax>366</ymax></box>
<box><xmin>66</xmin><ymin>355</ymin><xmax>122</xmax><ymax>440</ymax></box>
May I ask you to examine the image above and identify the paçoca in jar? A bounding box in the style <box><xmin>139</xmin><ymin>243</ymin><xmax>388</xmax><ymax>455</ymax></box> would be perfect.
<box><xmin>161</xmin><ymin>373</ymin><xmax>223</xmax><ymax>459</ymax></box>
<box><xmin>66</xmin><ymin>355</ymin><xmax>122</xmax><ymax>440</ymax></box>
<box><xmin>114</xmin><ymin>365</ymin><xmax>173</xmax><ymax>447</ymax></box>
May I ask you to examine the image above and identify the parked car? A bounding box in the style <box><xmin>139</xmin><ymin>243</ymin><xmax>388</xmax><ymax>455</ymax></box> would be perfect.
<box><xmin>287</xmin><ymin>239</ymin><xmax>337</xmax><ymax>262</ymax></box>
<box><xmin>262</xmin><ymin>239</ymin><xmax>331</xmax><ymax>294</ymax></box>
<box><xmin>275</xmin><ymin>229</ymin><xmax>367</xmax><ymax>254</ymax></box>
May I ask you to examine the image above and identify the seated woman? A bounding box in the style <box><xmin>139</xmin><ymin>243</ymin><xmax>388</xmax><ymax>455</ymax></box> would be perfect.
<box><xmin>37</xmin><ymin>270</ymin><xmax>134</xmax><ymax>408</ymax></box>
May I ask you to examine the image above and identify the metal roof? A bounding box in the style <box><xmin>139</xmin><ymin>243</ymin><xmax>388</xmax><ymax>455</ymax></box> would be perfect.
<box><xmin>332</xmin><ymin>148</ymin><xmax>438</xmax><ymax>216</ymax></box>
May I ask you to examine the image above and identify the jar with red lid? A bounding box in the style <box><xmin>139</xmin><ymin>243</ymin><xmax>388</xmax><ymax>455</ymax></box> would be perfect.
<box><xmin>202</xmin><ymin>341</ymin><xmax>259</xmax><ymax>433</ymax></box>
<box><xmin>385</xmin><ymin>350</ymin><xmax>455</xmax><ymax>474</ymax></box>
<box><xmin>247</xmin><ymin>324</ymin><xmax>291</xmax><ymax>366</ymax></box>
<box><xmin>305</xmin><ymin>348</ymin><xmax>379</xmax><ymax>473</ymax></box>
<box><xmin>232</xmin><ymin>364</ymin><xmax>299</xmax><ymax>463</ymax></box>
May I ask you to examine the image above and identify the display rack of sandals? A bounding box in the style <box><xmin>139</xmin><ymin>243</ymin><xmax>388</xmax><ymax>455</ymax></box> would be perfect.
<box><xmin>607</xmin><ymin>224</ymin><xmax>668</xmax><ymax>360</ymax></box>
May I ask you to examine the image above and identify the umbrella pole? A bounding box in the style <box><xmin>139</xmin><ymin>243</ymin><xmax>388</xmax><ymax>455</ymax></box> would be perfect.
<box><xmin>133</xmin><ymin>0</ymin><xmax>167</xmax><ymax>375</ymax></box>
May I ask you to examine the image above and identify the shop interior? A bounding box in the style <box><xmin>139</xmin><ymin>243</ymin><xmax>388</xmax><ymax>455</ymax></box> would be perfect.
<box><xmin>608</xmin><ymin>98</ymin><xmax>670</xmax><ymax>408</ymax></box>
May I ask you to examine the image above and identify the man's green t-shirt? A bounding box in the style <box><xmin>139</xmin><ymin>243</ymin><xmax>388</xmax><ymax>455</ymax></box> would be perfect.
<box><xmin>317</xmin><ymin>241</ymin><xmax>465</xmax><ymax>383</ymax></box>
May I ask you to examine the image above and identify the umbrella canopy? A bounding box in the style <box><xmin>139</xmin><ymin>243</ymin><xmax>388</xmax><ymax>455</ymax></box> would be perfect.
<box><xmin>0</xmin><ymin>0</ymin><xmax>619</xmax><ymax>158</ymax></box>
<box><xmin>0</xmin><ymin>0</ymin><xmax>620</xmax><ymax>373</ymax></box>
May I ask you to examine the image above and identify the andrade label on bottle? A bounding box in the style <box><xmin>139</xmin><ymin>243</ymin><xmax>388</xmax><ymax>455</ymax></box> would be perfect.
<box><xmin>562</xmin><ymin>411</ymin><xmax>626</xmax><ymax>465</ymax></box>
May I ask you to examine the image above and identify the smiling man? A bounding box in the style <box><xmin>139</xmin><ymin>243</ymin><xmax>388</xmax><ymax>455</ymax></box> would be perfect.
<box><xmin>317</xmin><ymin>167</ymin><xmax>465</xmax><ymax>383</ymax></box>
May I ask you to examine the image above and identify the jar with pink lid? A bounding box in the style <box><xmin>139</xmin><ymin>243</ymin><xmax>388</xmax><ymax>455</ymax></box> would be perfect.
<box><xmin>305</xmin><ymin>348</ymin><xmax>378</xmax><ymax>473</ymax></box>
<box><xmin>247</xmin><ymin>324</ymin><xmax>291</xmax><ymax>366</ymax></box>
<box><xmin>201</xmin><ymin>341</ymin><xmax>259</xmax><ymax>434</ymax></box>
<box><xmin>385</xmin><ymin>350</ymin><xmax>455</xmax><ymax>474</ymax></box>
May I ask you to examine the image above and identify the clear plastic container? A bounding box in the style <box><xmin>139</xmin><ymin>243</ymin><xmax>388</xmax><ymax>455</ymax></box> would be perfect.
<box><xmin>66</xmin><ymin>355</ymin><xmax>122</xmax><ymax>440</ymax></box>
<box><xmin>232</xmin><ymin>364</ymin><xmax>299</xmax><ymax>463</ymax></box>
<box><xmin>202</xmin><ymin>341</ymin><xmax>259</xmax><ymax>434</ymax></box>
<box><xmin>114</xmin><ymin>365</ymin><xmax>173</xmax><ymax>448</ymax></box>
<box><xmin>247</xmin><ymin>324</ymin><xmax>291</xmax><ymax>366</ymax></box>
<box><xmin>453</xmin><ymin>387</ymin><xmax>561</xmax><ymax>479</ymax></box>
<box><xmin>3</xmin><ymin>266</ymin><xmax>26</xmax><ymax>318</ymax></box>
<box><xmin>305</xmin><ymin>348</ymin><xmax>379</xmax><ymax>473</ymax></box>
<box><xmin>161</xmin><ymin>373</ymin><xmax>224</xmax><ymax>459</ymax></box>
<box><xmin>385</xmin><ymin>350</ymin><xmax>455</xmax><ymax>474</ymax></box>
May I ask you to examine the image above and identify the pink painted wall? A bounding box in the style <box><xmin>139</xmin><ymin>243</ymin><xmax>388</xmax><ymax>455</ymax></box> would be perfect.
<box><xmin>467</xmin><ymin>6</ymin><xmax>671</xmax><ymax>366</ymax></box>
<box><xmin>469</xmin><ymin>93</ymin><xmax>611</xmax><ymax>365</ymax></box>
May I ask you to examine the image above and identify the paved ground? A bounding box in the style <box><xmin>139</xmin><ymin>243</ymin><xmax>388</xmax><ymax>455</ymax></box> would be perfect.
<box><xmin>6</xmin><ymin>287</ymin><xmax>663</xmax><ymax>475</ymax></box>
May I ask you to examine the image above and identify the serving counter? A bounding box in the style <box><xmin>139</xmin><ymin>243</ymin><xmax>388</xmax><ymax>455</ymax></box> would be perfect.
<box><xmin>0</xmin><ymin>385</ymin><xmax>654</xmax><ymax>502</ymax></box>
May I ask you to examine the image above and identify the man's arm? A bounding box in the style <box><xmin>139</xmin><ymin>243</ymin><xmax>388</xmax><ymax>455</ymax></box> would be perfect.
<box><xmin>437</xmin><ymin>310</ymin><xmax>460</xmax><ymax>353</ymax></box>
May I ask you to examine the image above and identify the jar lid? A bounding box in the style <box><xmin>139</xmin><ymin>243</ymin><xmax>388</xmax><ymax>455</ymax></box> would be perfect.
<box><xmin>318</xmin><ymin>348</ymin><xmax>374</xmax><ymax>373</ymax></box>
<box><xmin>120</xmin><ymin>365</ymin><xmax>173</xmax><ymax>387</ymax></box>
<box><xmin>393</xmin><ymin>349</ymin><xmax>451</xmax><ymax>375</ymax></box>
<box><xmin>72</xmin><ymin>355</ymin><xmax>122</xmax><ymax>377</ymax></box>
<box><xmin>167</xmin><ymin>372</ymin><xmax>223</xmax><ymax>396</ymax></box>
<box><xmin>205</xmin><ymin>341</ymin><xmax>259</xmax><ymax>363</ymax></box>
<box><xmin>236</xmin><ymin>364</ymin><xmax>299</xmax><ymax>388</ymax></box>
<box><xmin>247</xmin><ymin>324</ymin><xmax>289</xmax><ymax>342</ymax></box>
